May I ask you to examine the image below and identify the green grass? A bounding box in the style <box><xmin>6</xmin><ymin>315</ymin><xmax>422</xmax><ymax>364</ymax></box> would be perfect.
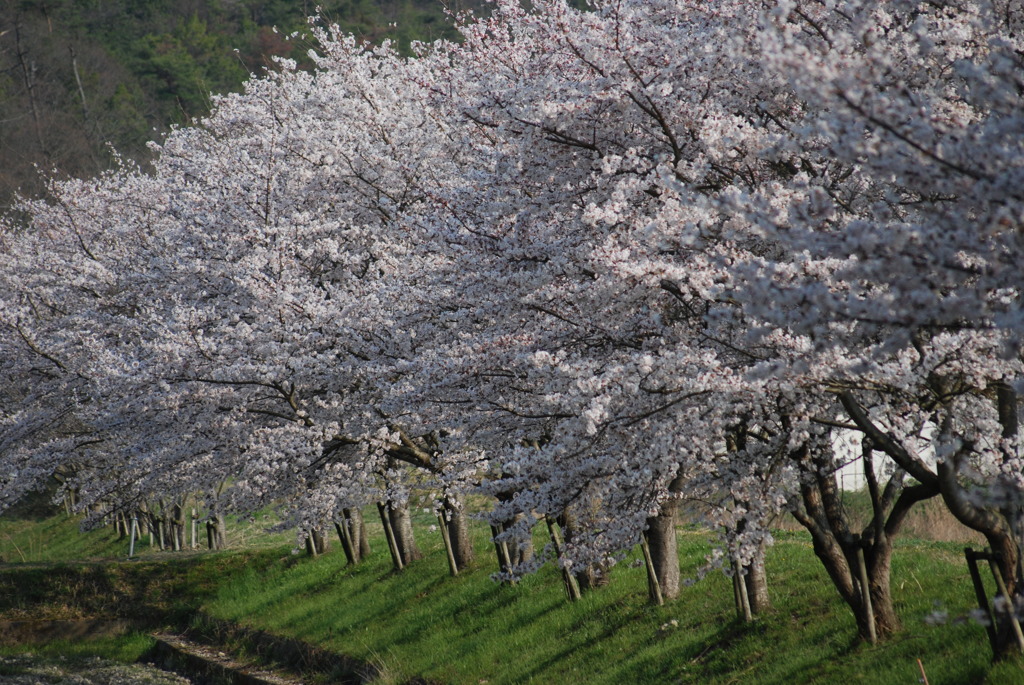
<box><xmin>203</xmin><ymin>522</ymin><xmax>1023</xmax><ymax>685</ymax></box>
<box><xmin>0</xmin><ymin>491</ymin><xmax>291</xmax><ymax>565</ymax></box>
<box><xmin>0</xmin><ymin>509</ymin><xmax>129</xmax><ymax>564</ymax></box>
<box><xmin>3</xmin><ymin>500</ymin><xmax>1023</xmax><ymax>684</ymax></box>
<box><xmin>0</xmin><ymin>632</ymin><xmax>158</xmax><ymax>663</ymax></box>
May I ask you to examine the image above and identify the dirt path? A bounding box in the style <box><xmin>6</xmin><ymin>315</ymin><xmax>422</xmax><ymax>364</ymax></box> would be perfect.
<box><xmin>148</xmin><ymin>633</ymin><xmax>305</xmax><ymax>684</ymax></box>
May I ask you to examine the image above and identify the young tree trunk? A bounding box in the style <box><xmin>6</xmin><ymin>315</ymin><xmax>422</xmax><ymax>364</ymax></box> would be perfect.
<box><xmin>439</xmin><ymin>515</ymin><xmax>459</xmax><ymax>576</ymax></box>
<box><xmin>732</xmin><ymin>558</ymin><xmax>753</xmax><ymax>622</ymax></box>
<box><xmin>640</xmin><ymin>532</ymin><xmax>664</xmax><ymax>606</ymax></box>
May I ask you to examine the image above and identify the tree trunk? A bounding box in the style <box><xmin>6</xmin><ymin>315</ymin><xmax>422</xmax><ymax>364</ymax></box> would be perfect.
<box><xmin>308</xmin><ymin>527</ymin><xmax>329</xmax><ymax>555</ymax></box>
<box><xmin>508</xmin><ymin>512</ymin><xmax>534</xmax><ymax>566</ymax></box>
<box><xmin>170</xmin><ymin>502</ymin><xmax>185</xmax><ymax>552</ymax></box>
<box><xmin>984</xmin><ymin>529</ymin><xmax>1024</xmax><ymax>658</ymax></box>
<box><xmin>931</xmin><ymin>383</ymin><xmax>1023</xmax><ymax>659</ymax></box>
<box><xmin>388</xmin><ymin>503</ymin><xmax>423</xmax><ymax>565</ymax></box>
<box><xmin>355</xmin><ymin>508</ymin><xmax>372</xmax><ymax>559</ymax></box>
<box><xmin>864</xmin><ymin>538</ymin><xmax>898</xmax><ymax>639</ymax></box>
<box><xmin>13</xmin><ymin>18</ymin><xmax>46</xmax><ymax>157</ymax></box>
<box><xmin>443</xmin><ymin>496</ymin><xmax>474</xmax><ymax>571</ymax></box>
<box><xmin>645</xmin><ymin>499</ymin><xmax>681</xmax><ymax>601</ymax></box>
<box><xmin>743</xmin><ymin>542</ymin><xmax>771</xmax><ymax>614</ymax></box>
<box><xmin>206</xmin><ymin>513</ymin><xmax>226</xmax><ymax>550</ymax></box>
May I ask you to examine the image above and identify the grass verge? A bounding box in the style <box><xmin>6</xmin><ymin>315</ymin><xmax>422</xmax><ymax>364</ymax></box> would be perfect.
<box><xmin>3</xmin><ymin>503</ymin><xmax>1023</xmax><ymax>684</ymax></box>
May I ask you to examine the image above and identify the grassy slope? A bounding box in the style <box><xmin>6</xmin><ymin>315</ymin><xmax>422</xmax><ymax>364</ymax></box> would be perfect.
<box><xmin>206</xmin><ymin>525</ymin><xmax>1020</xmax><ymax>685</ymax></box>
<box><xmin>2</xmin><ymin>504</ymin><xmax>1023</xmax><ymax>684</ymax></box>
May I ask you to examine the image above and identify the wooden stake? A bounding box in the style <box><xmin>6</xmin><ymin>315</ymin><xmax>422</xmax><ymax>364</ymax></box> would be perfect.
<box><xmin>916</xmin><ymin>658</ymin><xmax>929</xmax><ymax>685</ymax></box>
<box><xmin>736</xmin><ymin>560</ymin><xmax>752</xmax><ymax>622</ymax></box>
<box><xmin>546</xmin><ymin>517</ymin><xmax>581</xmax><ymax>602</ymax></box>
<box><xmin>731</xmin><ymin>559</ymin><xmax>752</xmax><ymax>621</ymax></box>
<box><xmin>988</xmin><ymin>557</ymin><xmax>1024</xmax><ymax>653</ymax></box>
<box><xmin>856</xmin><ymin>545</ymin><xmax>877</xmax><ymax>645</ymax></box>
<box><xmin>336</xmin><ymin>519</ymin><xmax>356</xmax><ymax>566</ymax></box>
<box><xmin>640</xmin><ymin>532</ymin><xmax>664</xmax><ymax>606</ymax></box>
<box><xmin>438</xmin><ymin>515</ymin><xmax>459</xmax><ymax>576</ymax></box>
<box><xmin>964</xmin><ymin>548</ymin><xmax>999</xmax><ymax>654</ymax></box>
<box><xmin>378</xmin><ymin>502</ymin><xmax>404</xmax><ymax>571</ymax></box>
<box><xmin>732</xmin><ymin>562</ymin><xmax>743</xmax><ymax>620</ymax></box>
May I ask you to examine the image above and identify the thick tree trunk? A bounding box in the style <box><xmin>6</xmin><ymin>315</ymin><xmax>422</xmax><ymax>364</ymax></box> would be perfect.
<box><xmin>444</xmin><ymin>496</ymin><xmax>474</xmax><ymax>571</ymax></box>
<box><xmin>743</xmin><ymin>544</ymin><xmax>771</xmax><ymax>615</ymax></box>
<box><xmin>865</xmin><ymin>539</ymin><xmax>898</xmax><ymax>639</ymax></box>
<box><xmin>354</xmin><ymin>508</ymin><xmax>372</xmax><ymax>559</ymax></box>
<box><xmin>388</xmin><ymin>503</ymin><xmax>423</xmax><ymax>565</ymax></box>
<box><xmin>170</xmin><ymin>503</ymin><xmax>185</xmax><ymax>552</ymax></box>
<box><xmin>645</xmin><ymin>499</ymin><xmax>681</xmax><ymax>601</ymax></box>
<box><xmin>206</xmin><ymin>513</ymin><xmax>226</xmax><ymax>550</ymax></box>
<box><xmin>932</xmin><ymin>383</ymin><xmax>1023</xmax><ymax>659</ymax></box>
<box><xmin>509</xmin><ymin>512</ymin><xmax>534</xmax><ymax>566</ymax></box>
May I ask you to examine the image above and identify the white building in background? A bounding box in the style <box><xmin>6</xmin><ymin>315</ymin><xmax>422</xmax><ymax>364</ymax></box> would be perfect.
<box><xmin>831</xmin><ymin>424</ymin><xmax>937</xmax><ymax>491</ymax></box>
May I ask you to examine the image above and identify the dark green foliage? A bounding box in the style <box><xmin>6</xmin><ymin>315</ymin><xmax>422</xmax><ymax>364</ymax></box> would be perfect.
<box><xmin>0</xmin><ymin>0</ymin><xmax>484</xmax><ymax>209</ymax></box>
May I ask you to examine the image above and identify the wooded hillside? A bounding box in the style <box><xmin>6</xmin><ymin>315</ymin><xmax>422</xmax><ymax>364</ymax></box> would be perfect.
<box><xmin>0</xmin><ymin>0</ymin><xmax>472</xmax><ymax>208</ymax></box>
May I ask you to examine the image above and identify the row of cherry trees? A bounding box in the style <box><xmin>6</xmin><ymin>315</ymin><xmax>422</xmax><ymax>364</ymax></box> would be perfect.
<box><xmin>2</xmin><ymin>0</ymin><xmax>1022</xmax><ymax>653</ymax></box>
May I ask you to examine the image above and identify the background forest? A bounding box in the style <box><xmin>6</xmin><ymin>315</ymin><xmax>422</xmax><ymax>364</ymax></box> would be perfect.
<box><xmin>0</xmin><ymin>0</ymin><xmax>476</xmax><ymax>208</ymax></box>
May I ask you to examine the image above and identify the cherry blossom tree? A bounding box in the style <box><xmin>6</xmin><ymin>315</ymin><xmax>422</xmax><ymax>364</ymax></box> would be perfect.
<box><xmin>3</xmin><ymin>0</ymin><xmax>1022</xmax><ymax>656</ymax></box>
<box><xmin>734</xmin><ymin>0</ymin><xmax>1024</xmax><ymax>649</ymax></box>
